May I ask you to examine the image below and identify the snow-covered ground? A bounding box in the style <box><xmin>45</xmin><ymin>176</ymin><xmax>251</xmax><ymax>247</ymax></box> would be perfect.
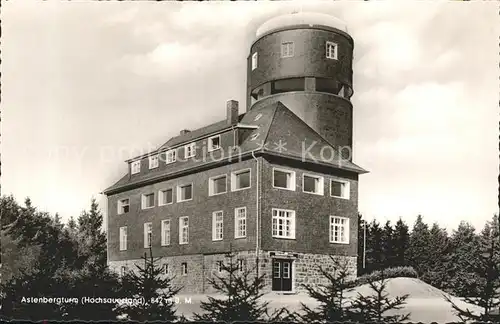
<box><xmin>173</xmin><ymin>278</ymin><xmax>482</xmax><ymax>323</ymax></box>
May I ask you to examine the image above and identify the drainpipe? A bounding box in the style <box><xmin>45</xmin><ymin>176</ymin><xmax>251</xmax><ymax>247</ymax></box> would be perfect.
<box><xmin>251</xmin><ymin>149</ymin><xmax>260</xmax><ymax>280</ymax></box>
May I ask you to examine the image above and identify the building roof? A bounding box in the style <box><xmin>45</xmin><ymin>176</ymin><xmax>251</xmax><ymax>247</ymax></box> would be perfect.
<box><xmin>256</xmin><ymin>12</ymin><xmax>348</xmax><ymax>37</ymax></box>
<box><xmin>103</xmin><ymin>101</ymin><xmax>366</xmax><ymax>195</ymax></box>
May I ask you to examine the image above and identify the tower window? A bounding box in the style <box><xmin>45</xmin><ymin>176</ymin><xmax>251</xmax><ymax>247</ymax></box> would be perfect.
<box><xmin>326</xmin><ymin>41</ymin><xmax>338</xmax><ymax>60</ymax></box>
<box><xmin>281</xmin><ymin>42</ymin><xmax>294</xmax><ymax>58</ymax></box>
<box><xmin>315</xmin><ymin>78</ymin><xmax>343</xmax><ymax>95</ymax></box>
<box><xmin>252</xmin><ymin>52</ymin><xmax>258</xmax><ymax>70</ymax></box>
<box><xmin>271</xmin><ymin>78</ymin><xmax>305</xmax><ymax>95</ymax></box>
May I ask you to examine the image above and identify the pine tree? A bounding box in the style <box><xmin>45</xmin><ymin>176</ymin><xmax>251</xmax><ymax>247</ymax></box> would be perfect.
<box><xmin>298</xmin><ymin>255</ymin><xmax>356</xmax><ymax>322</ymax></box>
<box><xmin>193</xmin><ymin>250</ymin><xmax>270</xmax><ymax>322</ymax></box>
<box><xmin>393</xmin><ymin>218</ymin><xmax>410</xmax><ymax>268</ymax></box>
<box><xmin>444</xmin><ymin>215</ymin><xmax>500</xmax><ymax>322</ymax></box>
<box><xmin>407</xmin><ymin>215</ymin><xmax>430</xmax><ymax>277</ymax></box>
<box><xmin>381</xmin><ymin>220</ymin><xmax>395</xmax><ymax>269</ymax></box>
<box><xmin>119</xmin><ymin>248</ymin><xmax>181</xmax><ymax>321</ymax></box>
<box><xmin>366</xmin><ymin>219</ymin><xmax>384</xmax><ymax>273</ymax></box>
<box><xmin>422</xmin><ymin>223</ymin><xmax>450</xmax><ymax>289</ymax></box>
<box><xmin>445</xmin><ymin>221</ymin><xmax>480</xmax><ymax>296</ymax></box>
<box><xmin>350</xmin><ymin>269</ymin><xmax>410</xmax><ymax>322</ymax></box>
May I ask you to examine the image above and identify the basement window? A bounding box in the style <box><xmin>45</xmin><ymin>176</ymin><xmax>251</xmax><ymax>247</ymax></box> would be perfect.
<box><xmin>181</xmin><ymin>262</ymin><xmax>188</xmax><ymax>276</ymax></box>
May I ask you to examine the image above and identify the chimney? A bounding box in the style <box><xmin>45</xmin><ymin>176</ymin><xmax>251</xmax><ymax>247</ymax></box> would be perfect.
<box><xmin>226</xmin><ymin>100</ymin><xmax>239</xmax><ymax>125</ymax></box>
<box><xmin>180</xmin><ymin>129</ymin><xmax>190</xmax><ymax>136</ymax></box>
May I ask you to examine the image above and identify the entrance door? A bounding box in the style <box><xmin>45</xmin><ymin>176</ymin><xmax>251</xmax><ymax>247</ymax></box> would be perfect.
<box><xmin>272</xmin><ymin>258</ymin><xmax>293</xmax><ymax>292</ymax></box>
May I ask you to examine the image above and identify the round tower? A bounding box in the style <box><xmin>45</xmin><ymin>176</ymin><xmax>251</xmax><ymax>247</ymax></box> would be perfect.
<box><xmin>247</xmin><ymin>12</ymin><xmax>354</xmax><ymax>159</ymax></box>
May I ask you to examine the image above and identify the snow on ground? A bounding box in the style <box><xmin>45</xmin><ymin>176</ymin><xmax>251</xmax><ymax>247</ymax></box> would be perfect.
<box><xmin>174</xmin><ymin>277</ymin><xmax>482</xmax><ymax>323</ymax></box>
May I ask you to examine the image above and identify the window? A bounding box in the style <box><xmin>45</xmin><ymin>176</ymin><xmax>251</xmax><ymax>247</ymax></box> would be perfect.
<box><xmin>143</xmin><ymin>222</ymin><xmax>152</xmax><ymax>248</ymax></box>
<box><xmin>238</xmin><ymin>259</ymin><xmax>246</xmax><ymax>273</ymax></box>
<box><xmin>281</xmin><ymin>42</ymin><xmax>294</xmax><ymax>58</ymax></box>
<box><xmin>181</xmin><ymin>262</ymin><xmax>188</xmax><ymax>276</ymax></box>
<box><xmin>216</xmin><ymin>260</ymin><xmax>223</xmax><ymax>273</ymax></box>
<box><xmin>252</xmin><ymin>52</ymin><xmax>258</xmax><ymax>70</ymax></box>
<box><xmin>315</xmin><ymin>78</ymin><xmax>343</xmax><ymax>95</ymax></box>
<box><xmin>161</xmin><ymin>219</ymin><xmax>171</xmax><ymax>246</ymax></box>
<box><xmin>166</xmin><ymin>149</ymin><xmax>176</xmax><ymax>164</ymax></box>
<box><xmin>303</xmin><ymin>174</ymin><xmax>324</xmax><ymax>195</ymax></box>
<box><xmin>231</xmin><ymin>169</ymin><xmax>251</xmax><ymax>191</ymax></box>
<box><xmin>330</xmin><ymin>179</ymin><xmax>350</xmax><ymax>199</ymax></box>
<box><xmin>164</xmin><ymin>264</ymin><xmax>169</xmax><ymax>275</ymax></box>
<box><xmin>177</xmin><ymin>184</ymin><xmax>193</xmax><ymax>202</ymax></box>
<box><xmin>234</xmin><ymin>207</ymin><xmax>247</xmax><ymax>238</ymax></box>
<box><xmin>159</xmin><ymin>189</ymin><xmax>173</xmax><ymax>206</ymax></box>
<box><xmin>326</xmin><ymin>41</ymin><xmax>338</xmax><ymax>60</ymax></box>
<box><xmin>179</xmin><ymin>216</ymin><xmax>189</xmax><ymax>244</ymax></box>
<box><xmin>184</xmin><ymin>143</ymin><xmax>196</xmax><ymax>159</ymax></box>
<box><xmin>272</xmin><ymin>208</ymin><xmax>295</xmax><ymax>239</ymax></box>
<box><xmin>209</xmin><ymin>175</ymin><xmax>227</xmax><ymax>196</ymax></box>
<box><xmin>120</xmin><ymin>266</ymin><xmax>127</xmax><ymax>277</ymax></box>
<box><xmin>149</xmin><ymin>155</ymin><xmax>159</xmax><ymax>169</ymax></box>
<box><xmin>142</xmin><ymin>193</ymin><xmax>155</xmax><ymax>209</ymax></box>
<box><xmin>131</xmin><ymin>160</ymin><xmax>141</xmax><ymax>174</ymax></box>
<box><xmin>208</xmin><ymin>135</ymin><xmax>221</xmax><ymax>152</ymax></box>
<box><xmin>271</xmin><ymin>78</ymin><xmax>305</xmax><ymax>95</ymax></box>
<box><xmin>330</xmin><ymin>216</ymin><xmax>349</xmax><ymax>244</ymax></box>
<box><xmin>117</xmin><ymin>198</ymin><xmax>130</xmax><ymax>214</ymax></box>
<box><xmin>212</xmin><ymin>211</ymin><xmax>224</xmax><ymax>241</ymax></box>
<box><xmin>119</xmin><ymin>226</ymin><xmax>127</xmax><ymax>251</ymax></box>
<box><xmin>273</xmin><ymin>168</ymin><xmax>296</xmax><ymax>190</ymax></box>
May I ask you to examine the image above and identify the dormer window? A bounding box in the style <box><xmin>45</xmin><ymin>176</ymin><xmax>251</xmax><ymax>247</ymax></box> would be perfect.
<box><xmin>149</xmin><ymin>155</ymin><xmax>159</xmax><ymax>169</ymax></box>
<box><xmin>185</xmin><ymin>143</ymin><xmax>196</xmax><ymax>159</ymax></box>
<box><xmin>208</xmin><ymin>135</ymin><xmax>221</xmax><ymax>152</ymax></box>
<box><xmin>166</xmin><ymin>149</ymin><xmax>176</xmax><ymax>164</ymax></box>
<box><xmin>131</xmin><ymin>160</ymin><xmax>141</xmax><ymax>174</ymax></box>
<box><xmin>326</xmin><ymin>41</ymin><xmax>338</xmax><ymax>60</ymax></box>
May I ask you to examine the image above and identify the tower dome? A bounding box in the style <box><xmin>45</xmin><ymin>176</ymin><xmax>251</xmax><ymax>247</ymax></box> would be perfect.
<box><xmin>256</xmin><ymin>12</ymin><xmax>348</xmax><ymax>38</ymax></box>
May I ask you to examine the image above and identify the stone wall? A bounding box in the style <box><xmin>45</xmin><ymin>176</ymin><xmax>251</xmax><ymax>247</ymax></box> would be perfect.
<box><xmin>109</xmin><ymin>251</ymin><xmax>356</xmax><ymax>295</ymax></box>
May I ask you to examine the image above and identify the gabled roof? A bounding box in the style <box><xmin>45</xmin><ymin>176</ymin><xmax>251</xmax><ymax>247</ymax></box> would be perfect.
<box><xmin>103</xmin><ymin>101</ymin><xmax>366</xmax><ymax>195</ymax></box>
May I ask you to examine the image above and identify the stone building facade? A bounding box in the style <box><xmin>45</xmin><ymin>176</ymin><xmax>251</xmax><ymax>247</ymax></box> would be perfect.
<box><xmin>104</xmin><ymin>12</ymin><xmax>366</xmax><ymax>294</ymax></box>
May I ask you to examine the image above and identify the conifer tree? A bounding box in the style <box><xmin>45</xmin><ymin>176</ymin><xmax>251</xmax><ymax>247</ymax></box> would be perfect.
<box><xmin>366</xmin><ymin>219</ymin><xmax>384</xmax><ymax>273</ymax></box>
<box><xmin>393</xmin><ymin>218</ymin><xmax>410</xmax><ymax>268</ymax></box>
<box><xmin>350</xmin><ymin>269</ymin><xmax>410</xmax><ymax>322</ymax></box>
<box><xmin>298</xmin><ymin>255</ymin><xmax>356</xmax><ymax>322</ymax></box>
<box><xmin>118</xmin><ymin>248</ymin><xmax>181</xmax><ymax>321</ymax></box>
<box><xmin>423</xmin><ymin>223</ymin><xmax>450</xmax><ymax>289</ymax></box>
<box><xmin>444</xmin><ymin>215</ymin><xmax>500</xmax><ymax>322</ymax></box>
<box><xmin>381</xmin><ymin>220</ymin><xmax>395</xmax><ymax>268</ymax></box>
<box><xmin>407</xmin><ymin>215</ymin><xmax>430</xmax><ymax>276</ymax></box>
<box><xmin>193</xmin><ymin>250</ymin><xmax>270</xmax><ymax>322</ymax></box>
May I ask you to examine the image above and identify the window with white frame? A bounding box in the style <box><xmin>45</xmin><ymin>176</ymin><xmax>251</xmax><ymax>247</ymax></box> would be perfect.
<box><xmin>208</xmin><ymin>135</ymin><xmax>221</xmax><ymax>151</ymax></box>
<box><xmin>330</xmin><ymin>179</ymin><xmax>350</xmax><ymax>199</ymax></box>
<box><xmin>120</xmin><ymin>266</ymin><xmax>127</xmax><ymax>277</ymax></box>
<box><xmin>144</xmin><ymin>222</ymin><xmax>152</xmax><ymax>248</ymax></box>
<box><xmin>177</xmin><ymin>184</ymin><xmax>193</xmax><ymax>202</ymax></box>
<box><xmin>119</xmin><ymin>226</ymin><xmax>127</xmax><ymax>251</ymax></box>
<box><xmin>252</xmin><ymin>52</ymin><xmax>258</xmax><ymax>70</ymax></box>
<box><xmin>330</xmin><ymin>216</ymin><xmax>349</xmax><ymax>244</ymax></box>
<box><xmin>272</xmin><ymin>208</ymin><xmax>295</xmax><ymax>239</ymax></box>
<box><xmin>131</xmin><ymin>160</ymin><xmax>141</xmax><ymax>174</ymax></box>
<box><xmin>159</xmin><ymin>188</ymin><xmax>173</xmax><ymax>206</ymax></box>
<box><xmin>231</xmin><ymin>169</ymin><xmax>251</xmax><ymax>191</ymax></box>
<box><xmin>238</xmin><ymin>259</ymin><xmax>246</xmax><ymax>273</ymax></box>
<box><xmin>181</xmin><ymin>262</ymin><xmax>188</xmax><ymax>276</ymax></box>
<box><xmin>117</xmin><ymin>198</ymin><xmax>130</xmax><ymax>214</ymax></box>
<box><xmin>273</xmin><ymin>168</ymin><xmax>296</xmax><ymax>190</ymax></box>
<box><xmin>161</xmin><ymin>219</ymin><xmax>171</xmax><ymax>246</ymax></box>
<box><xmin>326</xmin><ymin>41</ymin><xmax>338</xmax><ymax>60</ymax></box>
<box><xmin>142</xmin><ymin>193</ymin><xmax>155</xmax><ymax>209</ymax></box>
<box><xmin>166</xmin><ymin>149</ymin><xmax>176</xmax><ymax>164</ymax></box>
<box><xmin>234</xmin><ymin>207</ymin><xmax>247</xmax><ymax>238</ymax></box>
<box><xmin>303</xmin><ymin>174</ymin><xmax>324</xmax><ymax>195</ymax></box>
<box><xmin>149</xmin><ymin>155</ymin><xmax>159</xmax><ymax>169</ymax></box>
<box><xmin>184</xmin><ymin>143</ymin><xmax>196</xmax><ymax>159</ymax></box>
<box><xmin>212</xmin><ymin>211</ymin><xmax>223</xmax><ymax>241</ymax></box>
<box><xmin>281</xmin><ymin>42</ymin><xmax>294</xmax><ymax>58</ymax></box>
<box><xmin>179</xmin><ymin>216</ymin><xmax>189</xmax><ymax>244</ymax></box>
<box><xmin>209</xmin><ymin>175</ymin><xmax>227</xmax><ymax>196</ymax></box>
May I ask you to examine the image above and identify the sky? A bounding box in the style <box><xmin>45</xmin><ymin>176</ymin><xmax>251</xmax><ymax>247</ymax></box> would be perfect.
<box><xmin>2</xmin><ymin>0</ymin><xmax>498</xmax><ymax>232</ymax></box>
